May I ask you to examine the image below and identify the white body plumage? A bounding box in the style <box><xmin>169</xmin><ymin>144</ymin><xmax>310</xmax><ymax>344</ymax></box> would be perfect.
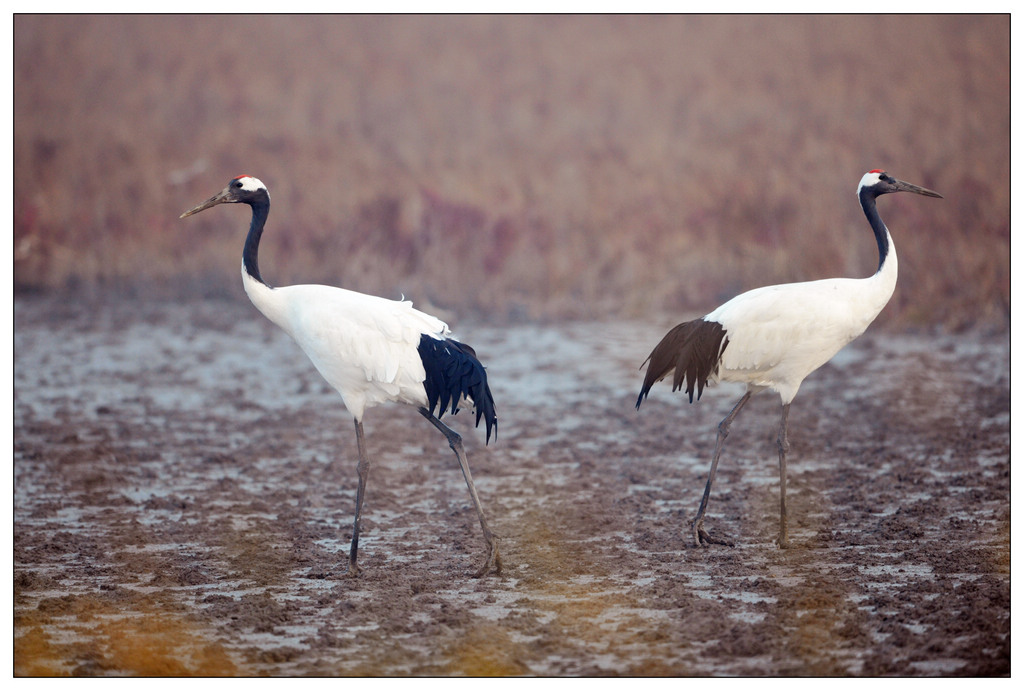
<box><xmin>706</xmin><ymin>235</ymin><xmax>896</xmax><ymax>404</ymax></box>
<box><xmin>243</xmin><ymin>275</ymin><xmax>449</xmax><ymax>422</ymax></box>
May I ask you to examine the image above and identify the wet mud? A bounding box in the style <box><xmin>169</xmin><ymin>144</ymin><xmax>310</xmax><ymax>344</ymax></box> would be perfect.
<box><xmin>14</xmin><ymin>297</ymin><xmax>1010</xmax><ymax>675</ymax></box>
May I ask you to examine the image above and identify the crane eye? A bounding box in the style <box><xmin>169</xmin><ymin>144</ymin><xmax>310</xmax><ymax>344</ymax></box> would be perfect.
<box><xmin>233</xmin><ymin>180</ymin><xmax>243</xmax><ymax>188</ymax></box>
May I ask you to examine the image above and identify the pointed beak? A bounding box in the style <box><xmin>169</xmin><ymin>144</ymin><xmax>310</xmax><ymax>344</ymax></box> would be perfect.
<box><xmin>179</xmin><ymin>187</ymin><xmax>231</xmax><ymax>218</ymax></box>
<box><xmin>894</xmin><ymin>178</ymin><xmax>943</xmax><ymax>199</ymax></box>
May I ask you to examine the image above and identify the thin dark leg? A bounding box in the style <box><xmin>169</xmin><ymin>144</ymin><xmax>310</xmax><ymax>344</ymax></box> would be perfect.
<box><xmin>692</xmin><ymin>391</ymin><xmax>752</xmax><ymax>547</ymax></box>
<box><xmin>348</xmin><ymin>418</ymin><xmax>370</xmax><ymax>577</ymax></box>
<box><xmin>776</xmin><ymin>403</ymin><xmax>791</xmax><ymax>548</ymax></box>
<box><xmin>419</xmin><ymin>408</ymin><xmax>501</xmax><ymax>577</ymax></box>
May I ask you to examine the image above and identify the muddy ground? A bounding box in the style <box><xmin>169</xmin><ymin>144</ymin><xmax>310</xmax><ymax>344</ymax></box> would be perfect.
<box><xmin>13</xmin><ymin>296</ymin><xmax>1010</xmax><ymax>676</ymax></box>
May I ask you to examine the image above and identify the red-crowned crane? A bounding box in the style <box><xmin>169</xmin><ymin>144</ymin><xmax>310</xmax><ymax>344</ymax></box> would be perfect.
<box><xmin>180</xmin><ymin>175</ymin><xmax>500</xmax><ymax>577</ymax></box>
<box><xmin>636</xmin><ymin>170</ymin><xmax>941</xmax><ymax>548</ymax></box>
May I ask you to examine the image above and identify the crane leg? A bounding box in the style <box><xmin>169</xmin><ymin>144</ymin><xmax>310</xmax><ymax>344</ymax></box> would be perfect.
<box><xmin>692</xmin><ymin>391</ymin><xmax>752</xmax><ymax>547</ymax></box>
<box><xmin>419</xmin><ymin>408</ymin><xmax>502</xmax><ymax>578</ymax></box>
<box><xmin>347</xmin><ymin>418</ymin><xmax>370</xmax><ymax>577</ymax></box>
<box><xmin>776</xmin><ymin>403</ymin><xmax>791</xmax><ymax>548</ymax></box>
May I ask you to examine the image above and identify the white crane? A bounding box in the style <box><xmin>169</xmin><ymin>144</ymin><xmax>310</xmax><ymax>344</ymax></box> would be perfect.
<box><xmin>180</xmin><ymin>175</ymin><xmax>500</xmax><ymax>577</ymax></box>
<box><xmin>635</xmin><ymin>170</ymin><xmax>941</xmax><ymax>548</ymax></box>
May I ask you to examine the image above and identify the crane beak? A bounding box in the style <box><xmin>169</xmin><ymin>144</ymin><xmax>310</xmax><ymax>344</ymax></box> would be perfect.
<box><xmin>894</xmin><ymin>178</ymin><xmax>943</xmax><ymax>199</ymax></box>
<box><xmin>179</xmin><ymin>187</ymin><xmax>231</xmax><ymax>218</ymax></box>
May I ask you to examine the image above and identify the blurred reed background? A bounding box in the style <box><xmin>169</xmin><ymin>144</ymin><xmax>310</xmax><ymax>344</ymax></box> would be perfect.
<box><xmin>13</xmin><ymin>15</ymin><xmax>1008</xmax><ymax>329</ymax></box>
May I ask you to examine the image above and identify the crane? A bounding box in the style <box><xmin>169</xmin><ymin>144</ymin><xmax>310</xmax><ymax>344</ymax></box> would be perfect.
<box><xmin>180</xmin><ymin>175</ymin><xmax>500</xmax><ymax>577</ymax></box>
<box><xmin>635</xmin><ymin>170</ymin><xmax>941</xmax><ymax>548</ymax></box>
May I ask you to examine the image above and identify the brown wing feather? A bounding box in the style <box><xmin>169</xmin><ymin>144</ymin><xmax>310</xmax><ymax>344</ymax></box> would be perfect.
<box><xmin>636</xmin><ymin>319</ymin><xmax>728</xmax><ymax>408</ymax></box>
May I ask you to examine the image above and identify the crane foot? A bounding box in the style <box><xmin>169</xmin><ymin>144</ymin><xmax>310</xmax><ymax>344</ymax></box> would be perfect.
<box><xmin>693</xmin><ymin>519</ymin><xmax>734</xmax><ymax>547</ymax></box>
<box><xmin>472</xmin><ymin>540</ymin><xmax>502</xmax><ymax>578</ymax></box>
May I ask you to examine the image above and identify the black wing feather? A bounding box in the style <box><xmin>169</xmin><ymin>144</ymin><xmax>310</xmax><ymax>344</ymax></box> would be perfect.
<box><xmin>417</xmin><ymin>335</ymin><xmax>497</xmax><ymax>443</ymax></box>
<box><xmin>636</xmin><ymin>319</ymin><xmax>729</xmax><ymax>409</ymax></box>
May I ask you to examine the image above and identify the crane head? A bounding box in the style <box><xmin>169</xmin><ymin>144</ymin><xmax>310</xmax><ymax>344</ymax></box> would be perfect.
<box><xmin>859</xmin><ymin>170</ymin><xmax>942</xmax><ymax>199</ymax></box>
<box><xmin>180</xmin><ymin>175</ymin><xmax>270</xmax><ymax>218</ymax></box>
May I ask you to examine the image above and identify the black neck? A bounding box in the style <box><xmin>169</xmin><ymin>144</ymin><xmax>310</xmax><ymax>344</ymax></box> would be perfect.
<box><xmin>859</xmin><ymin>188</ymin><xmax>890</xmax><ymax>273</ymax></box>
<box><xmin>243</xmin><ymin>200</ymin><xmax>271</xmax><ymax>287</ymax></box>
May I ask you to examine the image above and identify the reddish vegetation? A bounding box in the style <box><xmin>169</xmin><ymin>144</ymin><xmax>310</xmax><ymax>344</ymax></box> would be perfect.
<box><xmin>13</xmin><ymin>15</ymin><xmax>1008</xmax><ymax>328</ymax></box>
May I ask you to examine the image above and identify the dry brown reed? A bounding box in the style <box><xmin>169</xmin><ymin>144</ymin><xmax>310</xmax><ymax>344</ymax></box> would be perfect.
<box><xmin>14</xmin><ymin>15</ymin><xmax>1008</xmax><ymax>330</ymax></box>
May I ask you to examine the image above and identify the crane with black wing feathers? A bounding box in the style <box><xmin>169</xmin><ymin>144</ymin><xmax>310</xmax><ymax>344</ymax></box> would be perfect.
<box><xmin>636</xmin><ymin>170</ymin><xmax>942</xmax><ymax>548</ymax></box>
<box><xmin>181</xmin><ymin>175</ymin><xmax>500</xmax><ymax>577</ymax></box>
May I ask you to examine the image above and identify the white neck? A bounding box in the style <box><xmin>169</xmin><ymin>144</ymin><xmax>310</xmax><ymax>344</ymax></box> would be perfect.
<box><xmin>241</xmin><ymin>262</ymin><xmax>290</xmax><ymax>333</ymax></box>
<box><xmin>860</xmin><ymin>229</ymin><xmax>898</xmax><ymax>326</ymax></box>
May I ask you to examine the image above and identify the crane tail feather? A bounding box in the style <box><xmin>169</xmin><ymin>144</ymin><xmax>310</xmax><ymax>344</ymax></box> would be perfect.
<box><xmin>636</xmin><ymin>319</ymin><xmax>728</xmax><ymax>409</ymax></box>
<box><xmin>418</xmin><ymin>335</ymin><xmax>498</xmax><ymax>444</ymax></box>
